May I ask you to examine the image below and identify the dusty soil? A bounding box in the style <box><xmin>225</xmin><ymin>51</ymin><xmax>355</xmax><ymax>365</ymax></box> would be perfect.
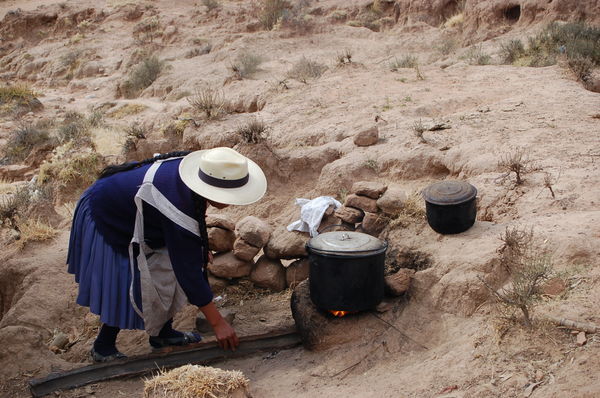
<box><xmin>1</xmin><ymin>0</ymin><xmax>599</xmax><ymax>397</ymax></box>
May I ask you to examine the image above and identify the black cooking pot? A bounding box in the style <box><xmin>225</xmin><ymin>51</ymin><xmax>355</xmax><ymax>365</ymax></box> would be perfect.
<box><xmin>422</xmin><ymin>180</ymin><xmax>477</xmax><ymax>234</ymax></box>
<box><xmin>306</xmin><ymin>231</ymin><xmax>387</xmax><ymax>312</ymax></box>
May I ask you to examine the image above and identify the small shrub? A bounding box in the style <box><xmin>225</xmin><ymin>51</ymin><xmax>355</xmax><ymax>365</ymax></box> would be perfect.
<box><xmin>57</xmin><ymin>111</ymin><xmax>93</xmax><ymax>146</ymax></box>
<box><xmin>0</xmin><ymin>185</ymin><xmax>31</xmax><ymax>224</ymax></box>
<box><xmin>336</xmin><ymin>49</ymin><xmax>353</xmax><ymax>67</ymax></box>
<box><xmin>121</xmin><ymin>123</ymin><xmax>149</xmax><ymax>156</ymax></box>
<box><xmin>389</xmin><ymin>55</ymin><xmax>418</xmax><ymax>70</ymax></box>
<box><xmin>412</xmin><ymin>119</ymin><xmax>426</xmax><ymax>143</ymax></box>
<box><xmin>260</xmin><ymin>0</ymin><xmax>290</xmax><ymax>30</ymax></box>
<box><xmin>498</xmin><ymin>148</ymin><xmax>530</xmax><ymax>185</ymax></box>
<box><xmin>133</xmin><ymin>16</ymin><xmax>162</xmax><ymax>44</ymax></box>
<box><xmin>120</xmin><ymin>56</ymin><xmax>164</xmax><ymax>98</ymax></box>
<box><xmin>363</xmin><ymin>159</ymin><xmax>379</xmax><ymax>172</ymax></box>
<box><xmin>236</xmin><ymin>119</ymin><xmax>270</xmax><ymax>144</ymax></box>
<box><xmin>483</xmin><ymin>228</ymin><xmax>553</xmax><ymax>327</ymax></box>
<box><xmin>287</xmin><ymin>57</ymin><xmax>327</xmax><ymax>83</ymax></box>
<box><xmin>187</xmin><ymin>87</ymin><xmax>230</xmax><ymax>120</ymax></box>
<box><xmin>231</xmin><ymin>52</ymin><xmax>263</xmax><ymax>79</ymax></box>
<box><xmin>202</xmin><ymin>0</ymin><xmax>220</xmax><ymax>11</ymax></box>
<box><xmin>567</xmin><ymin>55</ymin><xmax>594</xmax><ymax>82</ymax></box>
<box><xmin>38</xmin><ymin>151</ymin><xmax>104</xmax><ymax>195</ymax></box>
<box><xmin>3</xmin><ymin>125</ymin><xmax>52</xmax><ymax>162</ymax></box>
<box><xmin>464</xmin><ymin>45</ymin><xmax>491</xmax><ymax>65</ymax></box>
<box><xmin>436</xmin><ymin>37</ymin><xmax>458</xmax><ymax>56</ymax></box>
<box><xmin>500</xmin><ymin>39</ymin><xmax>525</xmax><ymax>64</ymax></box>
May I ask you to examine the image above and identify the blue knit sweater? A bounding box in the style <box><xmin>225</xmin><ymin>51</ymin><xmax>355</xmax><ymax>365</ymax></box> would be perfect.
<box><xmin>88</xmin><ymin>158</ymin><xmax>213</xmax><ymax>307</ymax></box>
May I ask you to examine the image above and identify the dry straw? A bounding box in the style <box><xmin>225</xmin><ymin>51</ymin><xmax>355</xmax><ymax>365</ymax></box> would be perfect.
<box><xmin>144</xmin><ymin>364</ymin><xmax>249</xmax><ymax>398</ymax></box>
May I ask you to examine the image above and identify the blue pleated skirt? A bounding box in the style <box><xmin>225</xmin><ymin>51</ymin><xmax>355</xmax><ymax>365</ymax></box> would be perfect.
<box><xmin>67</xmin><ymin>188</ymin><xmax>145</xmax><ymax>330</ymax></box>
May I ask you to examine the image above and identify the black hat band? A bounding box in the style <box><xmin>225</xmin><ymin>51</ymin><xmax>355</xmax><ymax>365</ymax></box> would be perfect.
<box><xmin>199</xmin><ymin>169</ymin><xmax>249</xmax><ymax>188</ymax></box>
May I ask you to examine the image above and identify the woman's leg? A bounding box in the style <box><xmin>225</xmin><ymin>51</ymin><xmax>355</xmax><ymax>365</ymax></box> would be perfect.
<box><xmin>93</xmin><ymin>324</ymin><xmax>121</xmax><ymax>356</ymax></box>
<box><xmin>149</xmin><ymin>319</ymin><xmax>201</xmax><ymax>348</ymax></box>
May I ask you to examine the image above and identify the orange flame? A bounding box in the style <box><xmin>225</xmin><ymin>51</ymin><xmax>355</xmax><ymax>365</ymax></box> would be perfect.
<box><xmin>329</xmin><ymin>310</ymin><xmax>351</xmax><ymax>317</ymax></box>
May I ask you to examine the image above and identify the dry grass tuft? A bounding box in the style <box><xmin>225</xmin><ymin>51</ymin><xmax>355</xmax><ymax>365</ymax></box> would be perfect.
<box><xmin>386</xmin><ymin>192</ymin><xmax>426</xmax><ymax>229</ymax></box>
<box><xmin>464</xmin><ymin>45</ymin><xmax>491</xmax><ymax>65</ymax></box>
<box><xmin>230</xmin><ymin>52</ymin><xmax>263</xmax><ymax>79</ymax></box>
<box><xmin>389</xmin><ymin>55</ymin><xmax>418</xmax><ymax>71</ymax></box>
<box><xmin>259</xmin><ymin>0</ymin><xmax>290</xmax><ymax>30</ymax></box>
<box><xmin>144</xmin><ymin>364</ymin><xmax>249</xmax><ymax>398</ymax></box>
<box><xmin>3</xmin><ymin>124</ymin><xmax>54</xmax><ymax>162</ymax></box>
<box><xmin>286</xmin><ymin>57</ymin><xmax>327</xmax><ymax>83</ymax></box>
<box><xmin>14</xmin><ymin>218</ymin><xmax>57</xmax><ymax>249</ymax></box>
<box><xmin>120</xmin><ymin>56</ymin><xmax>165</xmax><ymax>98</ymax></box>
<box><xmin>108</xmin><ymin>103</ymin><xmax>147</xmax><ymax>119</ymax></box>
<box><xmin>188</xmin><ymin>87</ymin><xmax>230</xmax><ymax>120</ymax></box>
<box><xmin>236</xmin><ymin>118</ymin><xmax>270</xmax><ymax>144</ymax></box>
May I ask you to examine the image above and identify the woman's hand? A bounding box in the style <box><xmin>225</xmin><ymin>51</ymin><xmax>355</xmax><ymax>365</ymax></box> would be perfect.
<box><xmin>213</xmin><ymin>318</ymin><xmax>239</xmax><ymax>351</ymax></box>
<box><xmin>199</xmin><ymin>301</ymin><xmax>239</xmax><ymax>351</ymax></box>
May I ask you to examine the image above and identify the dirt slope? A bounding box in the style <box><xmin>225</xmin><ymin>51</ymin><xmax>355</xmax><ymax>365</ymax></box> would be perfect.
<box><xmin>1</xmin><ymin>1</ymin><xmax>599</xmax><ymax>397</ymax></box>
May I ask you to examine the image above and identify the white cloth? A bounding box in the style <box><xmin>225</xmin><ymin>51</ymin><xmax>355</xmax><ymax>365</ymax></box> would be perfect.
<box><xmin>128</xmin><ymin>158</ymin><xmax>200</xmax><ymax>336</ymax></box>
<box><xmin>287</xmin><ymin>196</ymin><xmax>342</xmax><ymax>237</ymax></box>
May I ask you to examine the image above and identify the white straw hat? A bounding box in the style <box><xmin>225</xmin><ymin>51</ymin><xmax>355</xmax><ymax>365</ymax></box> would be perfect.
<box><xmin>178</xmin><ymin>147</ymin><xmax>267</xmax><ymax>205</ymax></box>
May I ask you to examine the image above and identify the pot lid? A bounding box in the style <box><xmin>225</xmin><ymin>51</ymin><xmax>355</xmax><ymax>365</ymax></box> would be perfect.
<box><xmin>307</xmin><ymin>231</ymin><xmax>385</xmax><ymax>253</ymax></box>
<box><xmin>422</xmin><ymin>180</ymin><xmax>477</xmax><ymax>205</ymax></box>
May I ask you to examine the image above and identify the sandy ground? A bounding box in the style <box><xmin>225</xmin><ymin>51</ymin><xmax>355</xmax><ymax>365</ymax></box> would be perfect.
<box><xmin>1</xmin><ymin>0</ymin><xmax>599</xmax><ymax>397</ymax></box>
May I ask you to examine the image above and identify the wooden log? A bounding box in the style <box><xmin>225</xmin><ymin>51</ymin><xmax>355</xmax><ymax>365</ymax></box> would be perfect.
<box><xmin>29</xmin><ymin>328</ymin><xmax>300</xmax><ymax>398</ymax></box>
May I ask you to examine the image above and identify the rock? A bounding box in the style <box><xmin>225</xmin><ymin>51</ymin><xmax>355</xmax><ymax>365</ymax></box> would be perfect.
<box><xmin>361</xmin><ymin>212</ymin><xmax>388</xmax><ymax>236</ymax></box>
<box><xmin>207</xmin><ymin>273</ymin><xmax>228</xmax><ymax>295</ymax></box>
<box><xmin>205</xmin><ymin>214</ymin><xmax>235</xmax><ymax>231</ymax></box>
<box><xmin>377</xmin><ymin>184</ymin><xmax>408</xmax><ymax>215</ymax></box>
<box><xmin>286</xmin><ymin>258</ymin><xmax>310</xmax><ymax>288</ymax></box>
<box><xmin>250</xmin><ymin>256</ymin><xmax>286</xmax><ymax>292</ymax></box>
<box><xmin>233</xmin><ymin>237</ymin><xmax>261</xmax><ymax>261</ymax></box>
<box><xmin>50</xmin><ymin>332</ymin><xmax>69</xmax><ymax>350</ymax></box>
<box><xmin>385</xmin><ymin>268</ymin><xmax>415</xmax><ymax>296</ymax></box>
<box><xmin>317</xmin><ymin>213</ymin><xmax>342</xmax><ymax>234</ymax></box>
<box><xmin>542</xmin><ymin>277</ymin><xmax>567</xmax><ymax>296</ymax></box>
<box><xmin>0</xmin><ymin>164</ymin><xmax>34</xmax><ymax>181</ymax></box>
<box><xmin>207</xmin><ymin>227</ymin><xmax>235</xmax><ymax>252</ymax></box>
<box><xmin>207</xmin><ymin>252</ymin><xmax>252</xmax><ymax>279</ymax></box>
<box><xmin>351</xmin><ymin>181</ymin><xmax>388</xmax><ymax>199</ymax></box>
<box><xmin>195</xmin><ymin>308</ymin><xmax>235</xmax><ymax>334</ymax></box>
<box><xmin>75</xmin><ymin>61</ymin><xmax>102</xmax><ymax>78</ymax></box>
<box><xmin>345</xmin><ymin>194</ymin><xmax>378</xmax><ymax>213</ymax></box>
<box><xmin>353</xmin><ymin>126</ymin><xmax>379</xmax><ymax>146</ymax></box>
<box><xmin>264</xmin><ymin>228</ymin><xmax>308</xmax><ymax>260</ymax></box>
<box><xmin>335</xmin><ymin>206</ymin><xmax>364</xmax><ymax>224</ymax></box>
<box><xmin>577</xmin><ymin>332</ymin><xmax>587</xmax><ymax>346</ymax></box>
<box><xmin>235</xmin><ymin>216</ymin><xmax>271</xmax><ymax>248</ymax></box>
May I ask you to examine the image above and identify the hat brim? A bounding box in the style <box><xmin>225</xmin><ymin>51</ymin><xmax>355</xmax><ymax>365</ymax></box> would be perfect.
<box><xmin>179</xmin><ymin>150</ymin><xmax>267</xmax><ymax>206</ymax></box>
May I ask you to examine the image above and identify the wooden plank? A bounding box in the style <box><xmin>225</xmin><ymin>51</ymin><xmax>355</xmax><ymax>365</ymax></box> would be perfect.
<box><xmin>29</xmin><ymin>328</ymin><xmax>300</xmax><ymax>398</ymax></box>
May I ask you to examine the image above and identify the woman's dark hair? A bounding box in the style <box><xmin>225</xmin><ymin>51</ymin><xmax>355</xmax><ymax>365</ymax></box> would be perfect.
<box><xmin>98</xmin><ymin>151</ymin><xmax>192</xmax><ymax>179</ymax></box>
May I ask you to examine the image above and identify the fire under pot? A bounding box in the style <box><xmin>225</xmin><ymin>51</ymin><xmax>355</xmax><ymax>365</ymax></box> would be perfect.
<box><xmin>306</xmin><ymin>231</ymin><xmax>387</xmax><ymax>315</ymax></box>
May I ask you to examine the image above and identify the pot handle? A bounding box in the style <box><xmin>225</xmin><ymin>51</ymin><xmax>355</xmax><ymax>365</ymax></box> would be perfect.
<box><xmin>318</xmin><ymin>223</ymin><xmax>354</xmax><ymax>234</ymax></box>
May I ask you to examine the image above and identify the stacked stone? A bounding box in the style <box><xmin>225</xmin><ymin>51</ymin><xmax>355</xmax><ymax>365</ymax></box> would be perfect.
<box><xmin>264</xmin><ymin>227</ymin><xmax>310</xmax><ymax>290</ymax></box>
<box><xmin>332</xmin><ymin>181</ymin><xmax>379</xmax><ymax>236</ymax></box>
<box><xmin>206</xmin><ymin>214</ymin><xmax>282</xmax><ymax>293</ymax></box>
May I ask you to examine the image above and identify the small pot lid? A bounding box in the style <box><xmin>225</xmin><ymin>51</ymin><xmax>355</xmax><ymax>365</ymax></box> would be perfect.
<box><xmin>422</xmin><ymin>180</ymin><xmax>477</xmax><ymax>205</ymax></box>
<box><xmin>307</xmin><ymin>231</ymin><xmax>386</xmax><ymax>253</ymax></box>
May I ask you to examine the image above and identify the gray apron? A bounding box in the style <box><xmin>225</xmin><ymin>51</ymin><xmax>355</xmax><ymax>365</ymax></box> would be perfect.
<box><xmin>128</xmin><ymin>159</ymin><xmax>202</xmax><ymax>336</ymax></box>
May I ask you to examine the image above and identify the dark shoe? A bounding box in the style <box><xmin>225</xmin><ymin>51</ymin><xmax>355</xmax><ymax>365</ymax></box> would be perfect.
<box><xmin>149</xmin><ymin>331</ymin><xmax>202</xmax><ymax>349</ymax></box>
<box><xmin>90</xmin><ymin>347</ymin><xmax>127</xmax><ymax>363</ymax></box>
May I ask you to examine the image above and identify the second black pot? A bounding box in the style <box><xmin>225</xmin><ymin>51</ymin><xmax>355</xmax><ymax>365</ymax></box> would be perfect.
<box><xmin>422</xmin><ymin>181</ymin><xmax>477</xmax><ymax>234</ymax></box>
